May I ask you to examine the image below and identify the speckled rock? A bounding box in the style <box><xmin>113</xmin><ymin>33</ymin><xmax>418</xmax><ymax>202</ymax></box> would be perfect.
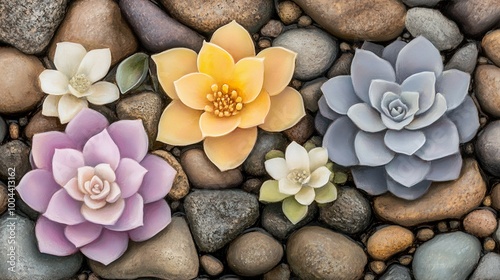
<box><xmin>244</xmin><ymin>131</ymin><xmax>288</xmax><ymax>176</ymax></box>
<box><xmin>260</xmin><ymin>20</ymin><xmax>284</xmax><ymax>38</ymax></box>
<box><xmin>48</xmin><ymin>0</ymin><xmax>138</xmax><ymax>66</ymax></box>
<box><xmin>283</xmin><ymin>114</ymin><xmax>315</xmax><ymax>144</ymax></box>
<box><xmin>0</xmin><ymin>141</ymin><xmax>31</xmax><ymax>183</ymax></box>
<box><xmin>200</xmin><ymin>255</ymin><xmax>224</xmax><ymax>276</ymax></box>
<box><xmin>159</xmin><ymin>0</ymin><xmax>273</xmax><ymax>34</ymax></box>
<box><xmin>292</xmin><ymin>0</ymin><xmax>406</xmax><ymax>41</ymax></box>
<box><xmin>184</xmin><ymin>190</ymin><xmax>259</xmax><ymax>252</ymax></box>
<box><xmin>273</xmin><ymin>28</ymin><xmax>338</xmax><ymax>80</ymax></box>
<box><xmin>300</xmin><ymin>78</ymin><xmax>327</xmax><ymax>112</ymax></box>
<box><xmin>416</xmin><ymin>228</ymin><xmax>435</xmax><ymax>242</ymax></box>
<box><xmin>367</xmin><ymin>225</ymin><xmax>415</xmax><ymax>261</ymax></box>
<box><xmin>277</xmin><ymin>1</ymin><xmax>302</xmax><ymax>25</ymax></box>
<box><xmin>264</xmin><ymin>264</ymin><xmax>291</xmax><ymax>280</ymax></box>
<box><xmin>24</xmin><ymin>111</ymin><xmax>64</xmax><ymax>140</ymax></box>
<box><xmin>287</xmin><ymin>226</ymin><xmax>367</xmax><ymax>280</ymax></box>
<box><xmin>90</xmin><ymin>217</ymin><xmax>199</xmax><ymax>279</ymax></box>
<box><xmin>119</xmin><ymin>0</ymin><xmax>203</xmax><ymax>53</ymax></box>
<box><xmin>374</xmin><ymin>159</ymin><xmax>486</xmax><ymax>227</ymax></box>
<box><xmin>444</xmin><ymin>42</ymin><xmax>478</xmax><ymax>73</ymax></box>
<box><xmin>0</xmin><ymin>183</ymin><xmax>7</xmax><ymax>215</ymax></box>
<box><xmin>152</xmin><ymin>150</ymin><xmax>189</xmax><ymax>200</ymax></box>
<box><xmin>327</xmin><ymin>52</ymin><xmax>353</xmax><ymax>78</ymax></box>
<box><xmin>0</xmin><ymin>48</ymin><xmax>45</xmax><ymax>114</ymax></box>
<box><xmin>116</xmin><ymin>92</ymin><xmax>164</xmax><ymax>147</ymax></box>
<box><xmin>469</xmin><ymin>252</ymin><xmax>500</xmax><ymax>280</ymax></box>
<box><xmin>446</xmin><ymin>0</ymin><xmax>500</xmax><ymax>37</ymax></box>
<box><xmin>402</xmin><ymin>0</ymin><xmax>442</xmax><ymax>7</ymax></box>
<box><xmin>227</xmin><ymin>231</ymin><xmax>283</xmax><ymax>277</ymax></box>
<box><xmin>181</xmin><ymin>149</ymin><xmax>243</xmax><ymax>189</ymax></box>
<box><xmin>491</xmin><ymin>183</ymin><xmax>500</xmax><ymax>210</ymax></box>
<box><xmin>262</xmin><ymin>202</ymin><xmax>317</xmax><ymax>240</ymax></box>
<box><xmin>319</xmin><ymin>187</ymin><xmax>372</xmax><ymax>234</ymax></box>
<box><xmin>0</xmin><ymin>214</ymin><xmax>83</xmax><ymax>280</ymax></box>
<box><xmin>380</xmin><ymin>265</ymin><xmax>412</xmax><ymax>280</ymax></box>
<box><xmin>413</xmin><ymin>232</ymin><xmax>481</xmax><ymax>280</ymax></box>
<box><xmin>0</xmin><ymin>0</ymin><xmax>67</xmax><ymax>54</ymax></box>
<box><xmin>463</xmin><ymin>209</ymin><xmax>498</xmax><ymax>238</ymax></box>
<box><xmin>476</xmin><ymin>120</ymin><xmax>500</xmax><ymax>175</ymax></box>
<box><xmin>482</xmin><ymin>29</ymin><xmax>500</xmax><ymax>67</ymax></box>
<box><xmin>0</xmin><ymin>117</ymin><xmax>6</xmax><ymax>143</ymax></box>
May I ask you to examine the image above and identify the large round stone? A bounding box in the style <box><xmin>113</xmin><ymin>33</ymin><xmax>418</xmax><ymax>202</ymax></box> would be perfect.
<box><xmin>475</xmin><ymin>65</ymin><xmax>500</xmax><ymax>118</ymax></box>
<box><xmin>476</xmin><ymin>120</ymin><xmax>500</xmax><ymax>175</ymax></box>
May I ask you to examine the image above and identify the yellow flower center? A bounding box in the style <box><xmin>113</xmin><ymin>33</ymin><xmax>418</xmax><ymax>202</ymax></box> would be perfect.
<box><xmin>69</xmin><ymin>73</ymin><xmax>91</xmax><ymax>93</ymax></box>
<box><xmin>204</xmin><ymin>83</ymin><xmax>244</xmax><ymax>117</ymax></box>
<box><xmin>287</xmin><ymin>169</ymin><xmax>309</xmax><ymax>184</ymax></box>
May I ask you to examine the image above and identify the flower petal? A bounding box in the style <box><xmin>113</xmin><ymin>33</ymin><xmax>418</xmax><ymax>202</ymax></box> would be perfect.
<box><xmin>108</xmin><ymin>119</ymin><xmax>148</xmax><ymax>162</ymax></box>
<box><xmin>308</xmin><ymin>147</ymin><xmax>329</xmax><ymax>172</ymax></box>
<box><xmin>63</xmin><ymin>178</ymin><xmax>84</xmax><ymax>201</ymax></box>
<box><xmin>198</xmin><ymin>41</ymin><xmax>234</xmax><ymax>83</ymax></box>
<box><xmin>315</xmin><ymin>112</ymin><xmax>332</xmax><ymax>135</ymax></box>
<box><xmin>210</xmin><ymin>20</ymin><xmax>255</xmax><ymax>62</ymax></box>
<box><xmin>106</xmin><ymin>194</ymin><xmax>144</xmax><ymax>231</ymax></box>
<box><xmin>44</xmin><ymin>189</ymin><xmax>86</xmax><ymax>225</ymax></box>
<box><xmin>447</xmin><ymin>96</ymin><xmax>479</xmax><ymax>143</ymax></box>
<box><xmin>399</xmin><ymin>91</ymin><xmax>420</xmax><ymax>117</ymax></box>
<box><xmin>65</xmin><ymin>108</ymin><xmax>109</xmax><ymax>150</ymax></box>
<box><xmin>42</xmin><ymin>95</ymin><xmax>62</xmax><ymax>117</ymax></box>
<box><xmin>361</xmin><ymin>41</ymin><xmax>385</xmax><ymax>57</ymax></box>
<box><xmin>386</xmin><ymin>177</ymin><xmax>432</xmax><ymax>200</ymax></box>
<box><xmin>415</xmin><ymin>117</ymin><xmax>460</xmax><ymax>161</ymax></box>
<box><xmin>347</xmin><ymin>103</ymin><xmax>386</xmax><ymax>132</ymax></box>
<box><xmin>152</xmin><ymin>48</ymin><xmax>198</xmax><ymax>100</ymax></box>
<box><xmin>93</xmin><ymin>164</ymin><xmax>115</xmax><ymax>183</ymax></box>
<box><xmin>230</xmin><ymin>57</ymin><xmax>264</xmax><ymax>103</ymax></box>
<box><xmin>368</xmin><ymin>79</ymin><xmax>401</xmax><ymax>112</ymax></box>
<box><xmin>382</xmin><ymin>40</ymin><xmax>407</xmax><ymax>68</ymax></box>
<box><xmin>308</xmin><ymin>166</ymin><xmax>331</xmax><ymax>188</ymax></box>
<box><xmin>129</xmin><ymin>199</ymin><xmax>171</xmax><ymax>242</ymax></box>
<box><xmin>285</xmin><ymin>141</ymin><xmax>309</xmax><ymax>171</ymax></box>
<box><xmin>401</xmin><ymin>72</ymin><xmax>435</xmax><ymax>114</ymax></box>
<box><xmin>199</xmin><ymin>112</ymin><xmax>241</xmax><ymax>137</ymax></box>
<box><xmin>139</xmin><ymin>154</ymin><xmax>176</xmax><ymax>203</ymax></box>
<box><xmin>322</xmin><ymin>75</ymin><xmax>361</xmax><ymax>114</ymax></box>
<box><xmin>323</xmin><ymin>116</ymin><xmax>359</xmax><ymax>166</ymax></box>
<box><xmin>85</xmin><ymin>82</ymin><xmax>120</xmax><ymax>105</ymax></box>
<box><xmin>32</xmin><ymin>131</ymin><xmax>76</xmax><ymax>171</ymax></box>
<box><xmin>259</xmin><ymin>87</ymin><xmax>305</xmax><ymax>132</ymax></box>
<box><xmin>264</xmin><ymin>157</ymin><xmax>288</xmax><ymax>180</ymax></box>
<box><xmin>436</xmin><ymin>69</ymin><xmax>470</xmax><ymax>111</ymax></box>
<box><xmin>257</xmin><ymin>47</ymin><xmax>297</xmax><ymax>96</ymax></box>
<box><xmin>83</xmin><ymin>129</ymin><xmax>120</xmax><ymax>170</ymax></box>
<box><xmin>294</xmin><ymin>186</ymin><xmax>315</xmax><ymax>205</ymax></box>
<box><xmin>259</xmin><ymin>180</ymin><xmax>290</xmax><ymax>202</ymax></box>
<box><xmin>115</xmin><ymin>158</ymin><xmax>148</xmax><ymax>198</ymax></box>
<box><xmin>204</xmin><ymin>127</ymin><xmax>257</xmax><ymax>171</ymax></box>
<box><xmin>76</xmin><ymin>48</ymin><xmax>112</xmax><ymax>83</ymax></box>
<box><xmin>157</xmin><ymin>100</ymin><xmax>203</xmax><ymax>145</ymax></box>
<box><xmin>36</xmin><ymin>216</ymin><xmax>78</xmax><ymax>256</ymax></box>
<box><xmin>80</xmin><ymin>229</ymin><xmax>129</xmax><ymax>265</ymax></box>
<box><xmin>57</xmin><ymin>94</ymin><xmax>88</xmax><ymax>124</ymax></box>
<box><xmin>381</xmin><ymin>113</ymin><xmax>414</xmax><ymax>130</ymax></box>
<box><xmin>384</xmin><ymin>129</ymin><xmax>426</xmax><ymax>155</ymax></box>
<box><xmin>279</xmin><ymin>178</ymin><xmax>302</xmax><ymax>195</ymax></box>
<box><xmin>52</xmin><ymin>148</ymin><xmax>85</xmax><ymax>187</ymax></box>
<box><xmin>351</xmin><ymin>166</ymin><xmax>388</xmax><ymax>195</ymax></box>
<box><xmin>314</xmin><ymin>182</ymin><xmax>337</xmax><ymax>204</ymax></box>
<box><xmin>54</xmin><ymin>42</ymin><xmax>87</xmax><ymax>78</ymax></box>
<box><xmin>385</xmin><ymin>155</ymin><xmax>431</xmax><ymax>187</ymax></box>
<box><xmin>39</xmin><ymin>70</ymin><xmax>69</xmax><ymax>95</ymax></box>
<box><xmin>17</xmin><ymin>170</ymin><xmax>61</xmax><ymax>212</ymax></box>
<box><xmin>406</xmin><ymin>93</ymin><xmax>447</xmax><ymax>130</ymax></box>
<box><xmin>81</xmin><ymin>198</ymin><xmax>125</xmax><ymax>226</ymax></box>
<box><xmin>282</xmin><ymin>196</ymin><xmax>308</xmax><ymax>224</ymax></box>
<box><xmin>395</xmin><ymin>36</ymin><xmax>443</xmax><ymax>83</ymax></box>
<box><xmin>354</xmin><ymin>131</ymin><xmax>395</xmax><ymax>166</ymax></box>
<box><xmin>318</xmin><ymin>95</ymin><xmax>341</xmax><ymax>120</ymax></box>
<box><xmin>64</xmin><ymin>222</ymin><xmax>103</xmax><ymax>248</ymax></box>
<box><xmin>351</xmin><ymin>48</ymin><xmax>396</xmax><ymax>103</ymax></box>
<box><xmin>174</xmin><ymin>72</ymin><xmax>215</xmax><ymax>110</ymax></box>
<box><xmin>425</xmin><ymin>153</ymin><xmax>462</xmax><ymax>181</ymax></box>
<box><xmin>238</xmin><ymin>90</ymin><xmax>271</xmax><ymax>128</ymax></box>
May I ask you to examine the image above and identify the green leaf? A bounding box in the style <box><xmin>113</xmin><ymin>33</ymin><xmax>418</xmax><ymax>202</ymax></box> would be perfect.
<box><xmin>116</xmin><ymin>53</ymin><xmax>149</xmax><ymax>94</ymax></box>
<box><xmin>265</xmin><ymin>149</ymin><xmax>285</xmax><ymax>160</ymax></box>
<box><xmin>259</xmin><ymin>180</ymin><xmax>290</xmax><ymax>202</ymax></box>
<box><xmin>333</xmin><ymin>172</ymin><xmax>348</xmax><ymax>184</ymax></box>
<box><xmin>314</xmin><ymin>182</ymin><xmax>337</xmax><ymax>204</ymax></box>
<box><xmin>282</xmin><ymin>197</ymin><xmax>308</xmax><ymax>224</ymax></box>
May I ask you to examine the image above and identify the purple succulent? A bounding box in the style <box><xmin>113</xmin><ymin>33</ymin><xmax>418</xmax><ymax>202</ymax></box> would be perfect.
<box><xmin>17</xmin><ymin>108</ymin><xmax>176</xmax><ymax>265</ymax></box>
<box><xmin>317</xmin><ymin>36</ymin><xmax>479</xmax><ymax>200</ymax></box>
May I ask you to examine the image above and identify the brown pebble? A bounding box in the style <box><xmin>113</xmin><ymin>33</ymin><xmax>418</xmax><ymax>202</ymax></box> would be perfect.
<box><xmin>484</xmin><ymin>195</ymin><xmax>492</xmax><ymax>207</ymax></box>
<box><xmin>291</xmin><ymin>79</ymin><xmax>302</xmax><ymax>90</ymax></box>
<box><xmin>9</xmin><ymin>123</ymin><xmax>19</xmax><ymax>140</ymax></box>
<box><xmin>340</xmin><ymin>42</ymin><xmax>352</xmax><ymax>52</ymax></box>
<box><xmin>367</xmin><ymin>225</ymin><xmax>415</xmax><ymax>261</ymax></box>
<box><xmin>370</xmin><ymin>261</ymin><xmax>386</xmax><ymax>275</ymax></box>
<box><xmin>0</xmin><ymin>184</ymin><xmax>8</xmax><ymax>215</ymax></box>
<box><xmin>87</xmin><ymin>273</ymin><xmax>100</xmax><ymax>280</ymax></box>
<box><xmin>490</xmin><ymin>183</ymin><xmax>500</xmax><ymax>210</ymax></box>
<box><xmin>242</xmin><ymin>178</ymin><xmax>262</xmax><ymax>194</ymax></box>
<box><xmin>24</xmin><ymin>111</ymin><xmax>65</xmax><ymax>140</ymax></box>
<box><xmin>437</xmin><ymin>221</ymin><xmax>448</xmax><ymax>232</ymax></box>
<box><xmin>297</xmin><ymin>15</ymin><xmax>312</xmax><ymax>27</ymax></box>
<box><xmin>475</xmin><ymin>65</ymin><xmax>500</xmax><ymax>118</ymax></box>
<box><xmin>277</xmin><ymin>1</ymin><xmax>302</xmax><ymax>24</ymax></box>
<box><xmin>463</xmin><ymin>209</ymin><xmax>498</xmax><ymax>237</ymax></box>
<box><xmin>327</xmin><ymin>52</ymin><xmax>354</xmax><ymax>78</ymax></box>
<box><xmin>483</xmin><ymin>237</ymin><xmax>496</xmax><ymax>251</ymax></box>
<box><xmin>263</xmin><ymin>263</ymin><xmax>291</xmax><ymax>280</ymax></box>
<box><xmin>482</xmin><ymin>30</ymin><xmax>500</xmax><ymax>67</ymax></box>
<box><xmin>449</xmin><ymin>220</ymin><xmax>461</xmax><ymax>230</ymax></box>
<box><xmin>478</xmin><ymin>56</ymin><xmax>489</xmax><ymax>64</ymax></box>
<box><xmin>399</xmin><ymin>255</ymin><xmax>413</xmax><ymax>266</ymax></box>
<box><xmin>258</xmin><ymin>38</ymin><xmax>272</xmax><ymax>49</ymax></box>
<box><xmin>408</xmin><ymin>247</ymin><xmax>416</xmax><ymax>254</ymax></box>
<box><xmin>76</xmin><ymin>274</ymin><xmax>87</xmax><ymax>280</ymax></box>
<box><xmin>283</xmin><ymin>114</ymin><xmax>315</xmax><ymax>145</ymax></box>
<box><xmin>260</xmin><ymin>20</ymin><xmax>283</xmax><ymax>37</ymax></box>
<box><xmin>200</xmin><ymin>255</ymin><xmax>224</xmax><ymax>276</ymax></box>
<box><xmin>364</xmin><ymin>273</ymin><xmax>376</xmax><ymax>280</ymax></box>
<box><xmin>152</xmin><ymin>150</ymin><xmax>190</xmax><ymax>200</ymax></box>
<box><xmin>416</xmin><ymin>228</ymin><xmax>435</xmax><ymax>242</ymax></box>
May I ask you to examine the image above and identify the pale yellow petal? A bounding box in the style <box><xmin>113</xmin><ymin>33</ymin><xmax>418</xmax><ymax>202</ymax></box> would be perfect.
<box><xmin>57</xmin><ymin>94</ymin><xmax>88</xmax><ymax>124</ymax></box>
<box><xmin>86</xmin><ymin>82</ymin><xmax>119</xmax><ymax>105</ymax></box>
<box><xmin>308</xmin><ymin>147</ymin><xmax>329</xmax><ymax>172</ymax></box>
<box><xmin>294</xmin><ymin>186</ymin><xmax>315</xmax><ymax>205</ymax></box>
<box><xmin>259</xmin><ymin>180</ymin><xmax>290</xmax><ymax>202</ymax></box>
<box><xmin>174</xmin><ymin>72</ymin><xmax>215</xmax><ymax>110</ymax></box>
<box><xmin>197</xmin><ymin>41</ymin><xmax>234</xmax><ymax>84</ymax></box>
<box><xmin>257</xmin><ymin>47</ymin><xmax>297</xmax><ymax>96</ymax></box>
<box><xmin>42</xmin><ymin>95</ymin><xmax>62</xmax><ymax>117</ymax></box>
<box><xmin>282</xmin><ymin>196</ymin><xmax>308</xmax><ymax>224</ymax></box>
<box><xmin>210</xmin><ymin>20</ymin><xmax>256</xmax><ymax>62</ymax></box>
<box><xmin>156</xmin><ymin>100</ymin><xmax>203</xmax><ymax>145</ymax></box>
<box><xmin>152</xmin><ymin>48</ymin><xmax>198</xmax><ymax>100</ymax></box>
<box><xmin>307</xmin><ymin>166</ymin><xmax>331</xmax><ymax>188</ymax></box>
<box><xmin>54</xmin><ymin>42</ymin><xmax>87</xmax><ymax>78</ymax></box>
<box><xmin>204</xmin><ymin>127</ymin><xmax>257</xmax><ymax>171</ymax></box>
<box><xmin>39</xmin><ymin>70</ymin><xmax>69</xmax><ymax>95</ymax></box>
<box><xmin>76</xmin><ymin>48</ymin><xmax>112</xmax><ymax>83</ymax></box>
<box><xmin>229</xmin><ymin>57</ymin><xmax>264</xmax><ymax>103</ymax></box>
<box><xmin>278</xmin><ymin>178</ymin><xmax>302</xmax><ymax>195</ymax></box>
<box><xmin>264</xmin><ymin>157</ymin><xmax>288</xmax><ymax>180</ymax></box>
<box><xmin>259</xmin><ymin>87</ymin><xmax>305</xmax><ymax>132</ymax></box>
<box><xmin>314</xmin><ymin>182</ymin><xmax>337</xmax><ymax>204</ymax></box>
<box><xmin>238</xmin><ymin>90</ymin><xmax>270</xmax><ymax>128</ymax></box>
<box><xmin>199</xmin><ymin>112</ymin><xmax>241</xmax><ymax>137</ymax></box>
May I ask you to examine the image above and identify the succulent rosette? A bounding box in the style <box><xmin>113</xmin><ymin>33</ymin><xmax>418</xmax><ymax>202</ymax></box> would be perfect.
<box><xmin>152</xmin><ymin>21</ymin><xmax>305</xmax><ymax>171</ymax></box>
<box><xmin>317</xmin><ymin>36</ymin><xmax>480</xmax><ymax>200</ymax></box>
<box><xmin>17</xmin><ymin>108</ymin><xmax>176</xmax><ymax>265</ymax></box>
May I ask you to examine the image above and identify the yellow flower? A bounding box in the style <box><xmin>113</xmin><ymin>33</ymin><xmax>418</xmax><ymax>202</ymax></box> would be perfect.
<box><xmin>152</xmin><ymin>21</ymin><xmax>306</xmax><ymax>171</ymax></box>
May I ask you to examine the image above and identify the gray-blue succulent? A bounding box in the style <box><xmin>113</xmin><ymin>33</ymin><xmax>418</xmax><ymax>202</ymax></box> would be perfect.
<box><xmin>316</xmin><ymin>36</ymin><xmax>479</xmax><ymax>200</ymax></box>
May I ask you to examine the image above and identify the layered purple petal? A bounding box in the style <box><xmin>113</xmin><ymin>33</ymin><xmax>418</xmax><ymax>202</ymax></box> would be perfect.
<box><xmin>351</xmin><ymin>166</ymin><xmax>388</xmax><ymax>195</ymax></box>
<box><xmin>323</xmin><ymin>116</ymin><xmax>359</xmax><ymax>166</ymax></box>
<box><xmin>81</xmin><ymin>198</ymin><xmax>125</xmax><ymax>226</ymax></box>
<box><xmin>321</xmin><ymin>75</ymin><xmax>361</xmax><ymax>114</ymax></box>
<box><xmin>52</xmin><ymin>149</ymin><xmax>85</xmax><ymax>187</ymax></box>
<box><xmin>139</xmin><ymin>154</ymin><xmax>176</xmax><ymax>203</ymax></box>
<box><xmin>106</xmin><ymin>194</ymin><xmax>144</xmax><ymax>231</ymax></box>
<box><xmin>32</xmin><ymin>131</ymin><xmax>75</xmax><ymax>171</ymax></box>
<box><xmin>108</xmin><ymin>119</ymin><xmax>149</xmax><ymax>162</ymax></box>
<box><xmin>386</xmin><ymin>177</ymin><xmax>432</xmax><ymax>200</ymax></box>
<box><xmin>83</xmin><ymin>129</ymin><xmax>120</xmax><ymax>170</ymax></box>
<box><xmin>447</xmin><ymin>96</ymin><xmax>479</xmax><ymax>143</ymax></box>
<box><xmin>44</xmin><ymin>189</ymin><xmax>86</xmax><ymax>225</ymax></box>
<box><xmin>80</xmin><ymin>229</ymin><xmax>129</xmax><ymax>265</ymax></box>
<box><xmin>64</xmin><ymin>222</ymin><xmax>103</xmax><ymax>248</ymax></box>
<box><xmin>395</xmin><ymin>36</ymin><xmax>443</xmax><ymax>83</ymax></box>
<box><xmin>35</xmin><ymin>216</ymin><xmax>79</xmax><ymax>256</ymax></box>
<box><xmin>17</xmin><ymin>169</ymin><xmax>60</xmax><ymax>213</ymax></box>
<box><xmin>65</xmin><ymin>108</ymin><xmax>109</xmax><ymax>150</ymax></box>
<box><xmin>115</xmin><ymin>158</ymin><xmax>148</xmax><ymax>198</ymax></box>
<box><xmin>129</xmin><ymin>199</ymin><xmax>171</xmax><ymax>242</ymax></box>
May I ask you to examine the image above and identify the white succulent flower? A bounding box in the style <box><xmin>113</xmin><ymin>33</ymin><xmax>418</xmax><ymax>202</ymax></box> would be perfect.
<box><xmin>39</xmin><ymin>42</ymin><xmax>119</xmax><ymax>124</ymax></box>
<box><xmin>259</xmin><ymin>141</ymin><xmax>337</xmax><ymax>224</ymax></box>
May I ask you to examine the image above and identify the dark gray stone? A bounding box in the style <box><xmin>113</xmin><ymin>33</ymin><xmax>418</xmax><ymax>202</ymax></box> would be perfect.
<box><xmin>300</xmin><ymin>78</ymin><xmax>327</xmax><ymax>112</ymax></box>
<box><xmin>327</xmin><ymin>52</ymin><xmax>353</xmax><ymax>78</ymax></box>
<box><xmin>380</xmin><ymin>264</ymin><xmax>412</xmax><ymax>280</ymax></box>
<box><xmin>0</xmin><ymin>141</ymin><xmax>31</xmax><ymax>183</ymax></box>
<box><xmin>243</xmin><ymin>131</ymin><xmax>288</xmax><ymax>176</ymax></box>
<box><xmin>446</xmin><ymin>0</ymin><xmax>500</xmax><ymax>37</ymax></box>
<box><xmin>476</xmin><ymin>121</ymin><xmax>500</xmax><ymax>175</ymax></box>
<box><xmin>0</xmin><ymin>117</ymin><xmax>6</xmax><ymax>143</ymax></box>
<box><xmin>262</xmin><ymin>203</ymin><xmax>317</xmax><ymax>240</ymax></box>
<box><xmin>445</xmin><ymin>42</ymin><xmax>478</xmax><ymax>74</ymax></box>
<box><xmin>470</xmin><ymin>252</ymin><xmax>500</xmax><ymax>280</ymax></box>
<box><xmin>184</xmin><ymin>190</ymin><xmax>259</xmax><ymax>252</ymax></box>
